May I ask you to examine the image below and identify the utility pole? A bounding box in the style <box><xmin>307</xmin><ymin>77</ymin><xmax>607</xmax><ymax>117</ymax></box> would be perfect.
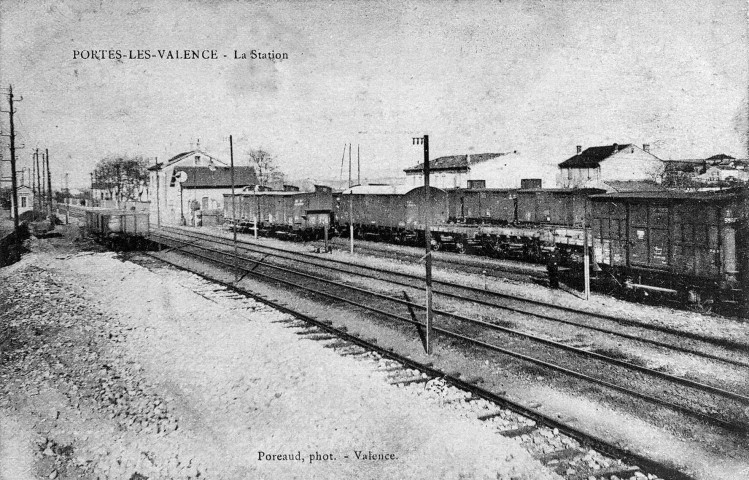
<box><xmin>583</xmin><ymin>198</ymin><xmax>590</xmax><ymax>300</ymax></box>
<box><xmin>357</xmin><ymin>144</ymin><xmax>361</xmax><ymax>185</ymax></box>
<box><xmin>155</xmin><ymin>157</ymin><xmax>161</xmax><ymax>227</ymax></box>
<box><xmin>230</xmin><ymin>135</ymin><xmax>238</xmax><ymax>259</ymax></box>
<box><xmin>31</xmin><ymin>151</ymin><xmax>37</xmax><ymax>212</ymax></box>
<box><xmin>40</xmin><ymin>150</ymin><xmax>46</xmax><ymax>211</ymax></box>
<box><xmin>5</xmin><ymin>85</ymin><xmax>19</xmax><ymax>232</ymax></box>
<box><xmin>37</xmin><ymin>150</ymin><xmax>42</xmax><ymax>211</ymax></box>
<box><xmin>413</xmin><ymin>134</ymin><xmax>433</xmax><ymax>354</ymax></box>
<box><xmin>46</xmin><ymin>148</ymin><xmax>53</xmax><ymax>223</ymax></box>
<box><xmin>348</xmin><ymin>143</ymin><xmax>353</xmax><ymax>254</ymax></box>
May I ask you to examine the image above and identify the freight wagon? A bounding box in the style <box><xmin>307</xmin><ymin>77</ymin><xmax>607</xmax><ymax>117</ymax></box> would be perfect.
<box><xmin>223</xmin><ymin>185</ymin><xmax>334</xmax><ymax>240</ymax></box>
<box><xmin>337</xmin><ymin>185</ymin><xmax>448</xmax><ymax>245</ymax></box>
<box><xmin>447</xmin><ymin>188</ymin><xmax>516</xmax><ymax>224</ymax></box>
<box><xmin>84</xmin><ymin>208</ymin><xmax>150</xmax><ymax>249</ymax></box>
<box><xmin>590</xmin><ymin>190</ymin><xmax>744</xmax><ymax>312</ymax></box>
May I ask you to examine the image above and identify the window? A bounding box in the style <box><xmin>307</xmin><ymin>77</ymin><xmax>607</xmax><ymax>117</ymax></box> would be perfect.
<box><xmin>468</xmin><ymin>180</ymin><xmax>486</xmax><ymax>189</ymax></box>
<box><xmin>20</xmin><ymin>196</ymin><xmax>27</xmax><ymax>207</ymax></box>
<box><xmin>202</xmin><ymin>196</ymin><xmax>209</xmax><ymax>210</ymax></box>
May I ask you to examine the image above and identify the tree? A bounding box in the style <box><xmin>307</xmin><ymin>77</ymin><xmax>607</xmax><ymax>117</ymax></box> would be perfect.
<box><xmin>247</xmin><ymin>148</ymin><xmax>277</xmax><ymax>186</ymax></box>
<box><xmin>92</xmin><ymin>155</ymin><xmax>149</xmax><ymax>203</ymax></box>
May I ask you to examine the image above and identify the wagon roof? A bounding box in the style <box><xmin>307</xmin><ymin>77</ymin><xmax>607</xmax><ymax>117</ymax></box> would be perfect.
<box><xmin>340</xmin><ymin>185</ymin><xmax>446</xmax><ymax>195</ymax></box>
<box><xmin>340</xmin><ymin>184</ymin><xmax>413</xmax><ymax>195</ymax></box>
<box><xmin>590</xmin><ymin>189</ymin><xmax>741</xmax><ymax>201</ymax></box>
<box><xmin>518</xmin><ymin>187</ymin><xmax>606</xmax><ymax>194</ymax></box>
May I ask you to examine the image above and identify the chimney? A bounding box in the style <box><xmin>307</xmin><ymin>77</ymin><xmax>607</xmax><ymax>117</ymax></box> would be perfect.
<box><xmin>612</xmin><ymin>143</ymin><xmax>618</xmax><ymax>154</ymax></box>
<box><xmin>576</xmin><ymin>145</ymin><xmax>582</xmax><ymax>154</ymax></box>
<box><xmin>642</xmin><ymin>143</ymin><xmax>650</xmax><ymax>153</ymax></box>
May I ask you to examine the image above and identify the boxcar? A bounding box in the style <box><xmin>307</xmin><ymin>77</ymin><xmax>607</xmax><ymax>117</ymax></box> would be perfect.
<box><xmin>517</xmin><ymin>188</ymin><xmax>604</xmax><ymax>226</ymax></box>
<box><xmin>337</xmin><ymin>185</ymin><xmax>447</xmax><ymax>243</ymax></box>
<box><xmin>590</xmin><ymin>190</ymin><xmax>743</xmax><ymax>311</ymax></box>
<box><xmin>338</xmin><ymin>185</ymin><xmax>410</xmax><ymax>236</ymax></box>
<box><xmin>292</xmin><ymin>185</ymin><xmax>334</xmax><ymax>238</ymax></box>
<box><xmin>402</xmin><ymin>186</ymin><xmax>449</xmax><ymax>229</ymax></box>
<box><xmin>446</xmin><ymin>188</ymin><xmax>516</xmax><ymax>224</ymax></box>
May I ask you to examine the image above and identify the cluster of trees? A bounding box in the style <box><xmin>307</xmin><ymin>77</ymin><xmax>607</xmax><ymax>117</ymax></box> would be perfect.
<box><xmin>247</xmin><ymin>148</ymin><xmax>280</xmax><ymax>187</ymax></box>
<box><xmin>87</xmin><ymin>147</ymin><xmax>283</xmax><ymax>205</ymax></box>
<box><xmin>92</xmin><ymin>155</ymin><xmax>150</xmax><ymax>202</ymax></box>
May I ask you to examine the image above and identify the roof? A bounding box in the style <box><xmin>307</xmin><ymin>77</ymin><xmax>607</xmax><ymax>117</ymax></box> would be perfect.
<box><xmin>173</xmin><ymin>166</ymin><xmax>257</xmax><ymax>188</ymax></box>
<box><xmin>591</xmin><ymin>189</ymin><xmax>741</xmax><ymax>202</ymax></box>
<box><xmin>340</xmin><ymin>185</ymin><xmax>446</xmax><ymax>195</ymax></box>
<box><xmin>558</xmin><ymin>144</ymin><xmax>634</xmax><ymax>169</ymax></box>
<box><xmin>148</xmin><ymin>150</ymin><xmax>228</xmax><ymax>171</ymax></box>
<box><xmin>340</xmin><ymin>184</ymin><xmax>414</xmax><ymax>195</ymax></box>
<box><xmin>404</xmin><ymin>152</ymin><xmax>509</xmax><ymax>173</ymax></box>
<box><xmin>601</xmin><ymin>180</ymin><xmax>666</xmax><ymax>193</ymax></box>
<box><xmin>706</xmin><ymin>153</ymin><xmax>735</xmax><ymax>161</ymax></box>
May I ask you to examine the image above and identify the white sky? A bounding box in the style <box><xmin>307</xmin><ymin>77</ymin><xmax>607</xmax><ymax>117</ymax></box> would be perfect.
<box><xmin>1</xmin><ymin>0</ymin><xmax>747</xmax><ymax>188</ymax></box>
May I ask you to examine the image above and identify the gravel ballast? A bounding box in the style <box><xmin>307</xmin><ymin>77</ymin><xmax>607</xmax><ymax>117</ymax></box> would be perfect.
<box><xmin>0</xmin><ymin>233</ymin><xmax>560</xmax><ymax>480</ymax></box>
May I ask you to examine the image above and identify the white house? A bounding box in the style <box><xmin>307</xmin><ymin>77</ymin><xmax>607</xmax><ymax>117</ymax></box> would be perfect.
<box><xmin>148</xmin><ymin>150</ymin><xmax>257</xmax><ymax>226</ymax></box>
<box><xmin>10</xmin><ymin>185</ymin><xmax>33</xmax><ymax>218</ymax></box>
<box><xmin>558</xmin><ymin>143</ymin><xmax>663</xmax><ymax>188</ymax></box>
<box><xmin>404</xmin><ymin>151</ymin><xmax>553</xmax><ymax>189</ymax></box>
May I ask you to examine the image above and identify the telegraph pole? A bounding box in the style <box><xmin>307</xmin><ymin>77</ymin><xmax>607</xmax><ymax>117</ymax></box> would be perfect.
<box><xmin>31</xmin><ymin>151</ymin><xmax>37</xmax><ymax>212</ymax></box>
<box><xmin>357</xmin><ymin>144</ymin><xmax>360</xmax><ymax>185</ymax></box>
<box><xmin>583</xmin><ymin>198</ymin><xmax>591</xmax><ymax>300</ymax></box>
<box><xmin>348</xmin><ymin>143</ymin><xmax>354</xmax><ymax>254</ymax></box>
<box><xmin>155</xmin><ymin>157</ymin><xmax>161</xmax><ymax>227</ymax></box>
<box><xmin>40</xmin><ymin>151</ymin><xmax>46</xmax><ymax>211</ymax></box>
<box><xmin>230</xmin><ymin>135</ymin><xmax>238</xmax><ymax>259</ymax></box>
<box><xmin>5</xmin><ymin>86</ymin><xmax>19</xmax><ymax>231</ymax></box>
<box><xmin>413</xmin><ymin>134</ymin><xmax>433</xmax><ymax>354</ymax></box>
<box><xmin>45</xmin><ymin>148</ymin><xmax>53</xmax><ymax>223</ymax></box>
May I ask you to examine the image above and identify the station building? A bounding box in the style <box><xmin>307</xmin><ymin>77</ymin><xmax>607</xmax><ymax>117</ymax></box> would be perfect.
<box><xmin>148</xmin><ymin>150</ymin><xmax>257</xmax><ymax>226</ymax></box>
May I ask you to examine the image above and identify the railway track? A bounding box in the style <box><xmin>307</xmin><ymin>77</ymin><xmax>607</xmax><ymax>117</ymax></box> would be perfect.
<box><xmin>134</xmin><ymin>247</ymin><xmax>694</xmax><ymax>480</ymax></box>
<box><xmin>320</xmin><ymin>234</ymin><xmax>548</xmax><ymax>279</ymax></box>
<box><xmin>145</xmin><ymin>227</ymin><xmax>749</xmax><ymax>435</ymax></box>
<box><xmin>158</xmin><ymin>226</ymin><xmax>749</xmax><ymax>362</ymax></box>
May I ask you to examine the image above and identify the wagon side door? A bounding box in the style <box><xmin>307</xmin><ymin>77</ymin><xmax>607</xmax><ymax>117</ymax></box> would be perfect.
<box><xmin>628</xmin><ymin>204</ymin><xmax>649</xmax><ymax>265</ymax></box>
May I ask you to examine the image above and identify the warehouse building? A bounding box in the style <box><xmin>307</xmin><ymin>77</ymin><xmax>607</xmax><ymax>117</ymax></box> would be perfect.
<box><xmin>404</xmin><ymin>151</ymin><xmax>552</xmax><ymax>189</ymax></box>
<box><xmin>558</xmin><ymin>143</ymin><xmax>663</xmax><ymax>188</ymax></box>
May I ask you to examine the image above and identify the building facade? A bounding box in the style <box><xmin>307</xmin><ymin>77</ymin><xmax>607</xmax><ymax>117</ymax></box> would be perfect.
<box><xmin>557</xmin><ymin>143</ymin><xmax>663</xmax><ymax>188</ymax></box>
<box><xmin>148</xmin><ymin>150</ymin><xmax>257</xmax><ymax>226</ymax></box>
<box><xmin>404</xmin><ymin>151</ymin><xmax>552</xmax><ymax>189</ymax></box>
<box><xmin>10</xmin><ymin>185</ymin><xmax>33</xmax><ymax>218</ymax></box>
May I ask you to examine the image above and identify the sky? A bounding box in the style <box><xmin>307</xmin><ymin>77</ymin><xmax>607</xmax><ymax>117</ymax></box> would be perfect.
<box><xmin>0</xmin><ymin>0</ymin><xmax>747</xmax><ymax>189</ymax></box>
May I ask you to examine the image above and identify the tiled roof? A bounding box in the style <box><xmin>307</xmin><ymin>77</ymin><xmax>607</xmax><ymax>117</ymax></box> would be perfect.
<box><xmin>404</xmin><ymin>153</ymin><xmax>508</xmax><ymax>173</ymax></box>
<box><xmin>558</xmin><ymin>144</ymin><xmax>633</xmax><ymax>169</ymax></box>
<box><xmin>173</xmin><ymin>166</ymin><xmax>257</xmax><ymax>188</ymax></box>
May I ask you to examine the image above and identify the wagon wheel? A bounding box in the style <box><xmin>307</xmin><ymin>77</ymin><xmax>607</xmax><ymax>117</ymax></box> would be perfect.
<box><xmin>431</xmin><ymin>241</ymin><xmax>442</xmax><ymax>251</ymax></box>
<box><xmin>688</xmin><ymin>296</ymin><xmax>714</xmax><ymax>315</ymax></box>
<box><xmin>455</xmin><ymin>242</ymin><xmax>466</xmax><ymax>254</ymax></box>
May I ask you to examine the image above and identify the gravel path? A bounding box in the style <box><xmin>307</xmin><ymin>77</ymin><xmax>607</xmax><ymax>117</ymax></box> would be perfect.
<box><xmin>0</xmin><ymin>233</ymin><xmax>559</xmax><ymax>480</ymax></box>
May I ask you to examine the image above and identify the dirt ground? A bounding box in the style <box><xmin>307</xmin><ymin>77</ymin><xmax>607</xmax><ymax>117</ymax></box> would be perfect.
<box><xmin>0</xmin><ymin>230</ymin><xmax>560</xmax><ymax>480</ymax></box>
